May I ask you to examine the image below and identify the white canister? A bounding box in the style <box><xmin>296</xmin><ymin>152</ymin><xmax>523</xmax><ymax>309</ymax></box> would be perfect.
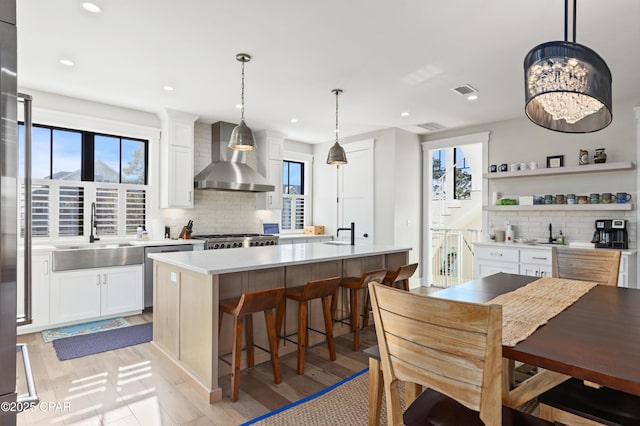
<box><xmin>505</xmin><ymin>225</ymin><xmax>515</xmax><ymax>243</ymax></box>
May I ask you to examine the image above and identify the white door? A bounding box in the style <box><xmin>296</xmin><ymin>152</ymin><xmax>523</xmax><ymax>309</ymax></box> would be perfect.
<box><xmin>338</xmin><ymin>140</ymin><xmax>374</xmax><ymax>245</ymax></box>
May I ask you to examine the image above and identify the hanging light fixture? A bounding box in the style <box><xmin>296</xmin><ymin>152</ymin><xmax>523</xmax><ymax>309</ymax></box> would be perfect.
<box><xmin>524</xmin><ymin>0</ymin><xmax>612</xmax><ymax>133</ymax></box>
<box><xmin>228</xmin><ymin>53</ymin><xmax>256</xmax><ymax>150</ymax></box>
<box><xmin>326</xmin><ymin>89</ymin><xmax>347</xmax><ymax>165</ymax></box>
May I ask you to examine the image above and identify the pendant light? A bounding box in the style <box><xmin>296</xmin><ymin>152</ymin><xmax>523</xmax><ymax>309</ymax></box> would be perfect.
<box><xmin>326</xmin><ymin>89</ymin><xmax>347</xmax><ymax>165</ymax></box>
<box><xmin>228</xmin><ymin>53</ymin><xmax>256</xmax><ymax>151</ymax></box>
<box><xmin>524</xmin><ymin>0</ymin><xmax>612</xmax><ymax>133</ymax></box>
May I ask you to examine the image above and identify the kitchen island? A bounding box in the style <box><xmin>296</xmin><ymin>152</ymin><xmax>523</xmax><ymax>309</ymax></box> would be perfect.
<box><xmin>149</xmin><ymin>242</ymin><xmax>410</xmax><ymax>403</ymax></box>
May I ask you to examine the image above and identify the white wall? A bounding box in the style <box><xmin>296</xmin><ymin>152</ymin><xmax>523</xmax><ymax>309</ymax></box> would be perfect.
<box><xmin>313</xmin><ymin>127</ymin><xmax>421</xmax><ymax>263</ymax></box>
<box><xmin>423</xmin><ymin>98</ymin><xmax>639</xmax><ymax>247</ymax></box>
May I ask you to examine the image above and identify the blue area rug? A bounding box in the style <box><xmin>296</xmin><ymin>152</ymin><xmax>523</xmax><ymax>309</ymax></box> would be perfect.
<box><xmin>42</xmin><ymin>317</ymin><xmax>129</xmax><ymax>343</ymax></box>
<box><xmin>52</xmin><ymin>323</ymin><xmax>152</xmax><ymax>361</ymax></box>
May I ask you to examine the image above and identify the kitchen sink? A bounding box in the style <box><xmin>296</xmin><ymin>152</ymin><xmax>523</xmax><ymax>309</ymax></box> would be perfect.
<box><xmin>53</xmin><ymin>243</ymin><xmax>144</xmax><ymax>271</ymax></box>
<box><xmin>322</xmin><ymin>241</ymin><xmax>352</xmax><ymax>246</ymax></box>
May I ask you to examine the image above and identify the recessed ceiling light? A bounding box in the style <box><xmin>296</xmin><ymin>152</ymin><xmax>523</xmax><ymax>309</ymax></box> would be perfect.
<box><xmin>235</xmin><ymin>104</ymin><xmax>243</xmax><ymax>109</ymax></box>
<box><xmin>401</xmin><ymin>111</ymin><xmax>410</xmax><ymax>117</ymax></box>
<box><xmin>81</xmin><ymin>2</ymin><xmax>102</xmax><ymax>13</ymax></box>
<box><xmin>162</xmin><ymin>85</ymin><xmax>174</xmax><ymax>91</ymax></box>
<box><xmin>467</xmin><ymin>94</ymin><xmax>479</xmax><ymax>101</ymax></box>
<box><xmin>59</xmin><ymin>59</ymin><xmax>75</xmax><ymax>67</ymax></box>
<box><xmin>290</xmin><ymin>118</ymin><xmax>298</xmax><ymax>123</ymax></box>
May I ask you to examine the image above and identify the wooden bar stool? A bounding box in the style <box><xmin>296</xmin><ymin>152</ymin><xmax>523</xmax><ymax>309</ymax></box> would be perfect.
<box><xmin>218</xmin><ymin>287</ymin><xmax>285</xmax><ymax>401</ymax></box>
<box><xmin>362</xmin><ymin>263</ymin><xmax>419</xmax><ymax>328</ymax></box>
<box><xmin>383</xmin><ymin>262</ymin><xmax>418</xmax><ymax>291</ymax></box>
<box><xmin>332</xmin><ymin>268</ymin><xmax>387</xmax><ymax>351</ymax></box>
<box><xmin>276</xmin><ymin>277</ymin><xmax>341</xmax><ymax>374</ymax></box>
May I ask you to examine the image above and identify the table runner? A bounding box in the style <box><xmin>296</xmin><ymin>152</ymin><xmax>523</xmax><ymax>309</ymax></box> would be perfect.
<box><xmin>486</xmin><ymin>277</ymin><xmax>597</xmax><ymax>347</ymax></box>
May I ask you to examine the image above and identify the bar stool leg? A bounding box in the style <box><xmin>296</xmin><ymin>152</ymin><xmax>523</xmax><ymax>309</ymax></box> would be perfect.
<box><xmin>264</xmin><ymin>309</ymin><xmax>282</xmax><ymax>384</ymax></box>
<box><xmin>296</xmin><ymin>301</ymin><xmax>308</xmax><ymax>374</ymax></box>
<box><xmin>245</xmin><ymin>313</ymin><xmax>255</xmax><ymax>368</ymax></box>
<box><xmin>351</xmin><ymin>288</ymin><xmax>361</xmax><ymax>351</ymax></box>
<box><xmin>321</xmin><ymin>294</ymin><xmax>336</xmax><ymax>361</ymax></box>
<box><xmin>231</xmin><ymin>315</ymin><xmax>244</xmax><ymax>402</ymax></box>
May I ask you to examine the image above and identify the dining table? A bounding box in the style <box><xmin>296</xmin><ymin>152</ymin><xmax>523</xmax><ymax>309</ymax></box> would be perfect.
<box><xmin>430</xmin><ymin>272</ymin><xmax>640</xmax><ymax>407</ymax></box>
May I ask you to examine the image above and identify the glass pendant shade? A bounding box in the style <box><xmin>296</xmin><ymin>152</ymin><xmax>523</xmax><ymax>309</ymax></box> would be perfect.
<box><xmin>229</xmin><ymin>119</ymin><xmax>256</xmax><ymax>151</ymax></box>
<box><xmin>524</xmin><ymin>41</ymin><xmax>612</xmax><ymax>133</ymax></box>
<box><xmin>327</xmin><ymin>141</ymin><xmax>347</xmax><ymax>165</ymax></box>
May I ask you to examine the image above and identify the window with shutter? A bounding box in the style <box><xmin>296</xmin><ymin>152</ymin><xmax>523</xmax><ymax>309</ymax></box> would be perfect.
<box><xmin>96</xmin><ymin>187</ymin><xmax>119</xmax><ymax>235</ymax></box>
<box><xmin>20</xmin><ymin>183</ymin><xmax>50</xmax><ymax>238</ymax></box>
<box><xmin>58</xmin><ymin>186</ymin><xmax>85</xmax><ymax>236</ymax></box>
<box><xmin>126</xmin><ymin>188</ymin><xmax>146</xmax><ymax>234</ymax></box>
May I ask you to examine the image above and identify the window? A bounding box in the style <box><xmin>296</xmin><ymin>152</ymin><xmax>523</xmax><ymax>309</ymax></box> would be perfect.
<box><xmin>281</xmin><ymin>160</ymin><xmax>306</xmax><ymax>231</ymax></box>
<box><xmin>18</xmin><ymin>123</ymin><xmax>149</xmax><ymax>239</ymax></box>
<box><xmin>453</xmin><ymin>148</ymin><xmax>471</xmax><ymax>200</ymax></box>
<box><xmin>432</xmin><ymin>149</ymin><xmax>446</xmax><ymax>200</ymax></box>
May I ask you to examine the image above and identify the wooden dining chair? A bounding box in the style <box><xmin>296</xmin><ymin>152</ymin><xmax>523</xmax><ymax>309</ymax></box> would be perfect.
<box><xmin>368</xmin><ymin>282</ymin><xmax>552</xmax><ymax>426</ymax></box>
<box><xmin>542</xmin><ymin>248</ymin><xmax>629</xmax><ymax>424</ymax></box>
<box><xmin>552</xmin><ymin>247</ymin><xmax>621</xmax><ymax>286</ymax></box>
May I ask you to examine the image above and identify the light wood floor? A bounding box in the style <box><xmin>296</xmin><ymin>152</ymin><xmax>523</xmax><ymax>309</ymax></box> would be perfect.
<box><xmin>16</xmin><ymin>286</ymin><xmax>441</xmax><ymax>426</ymax></box>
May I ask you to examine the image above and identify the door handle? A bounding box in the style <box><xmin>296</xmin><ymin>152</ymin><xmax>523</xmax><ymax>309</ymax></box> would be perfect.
<box><xmin>97</xmin><ymin>274</ymin><xmax>101</xmax><ymax>286</ymax></box>
<box><xmin>103</xmin><ymin>274</ymin><xmax>107</xmax><ymax>285</ymax></box>
<box><xmin>363</xmin><ymin>233</ymin><xmax>369</xmax><ymax>238</ymax></box>
<box><xmin>44</xmin><ymin>259</ymin><xmax>49</xmax><ymax>275</ymax></box>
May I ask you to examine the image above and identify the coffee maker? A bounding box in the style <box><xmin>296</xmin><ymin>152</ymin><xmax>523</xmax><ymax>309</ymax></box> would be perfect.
<box><xmin>592</xmin><ymin>219</ymin><xmax>628</xmax><ymax>249</ymax></box>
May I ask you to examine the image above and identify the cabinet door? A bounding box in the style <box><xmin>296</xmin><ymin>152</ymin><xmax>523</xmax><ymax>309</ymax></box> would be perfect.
<box><xmin>50</xmin><ymin>270</ymin><xmax>102</xmax><ymax>323</ymax></box>
<box><xmin>17</xmin><ymin>252</ymin><xmax>51</xmax><ymax>330</ymax></box>
<box><xmin>168</xmin><ymin>145</ymin><xmax>194</xmax><ymax>208</ymax></box>
<box><xmin>101</xmin><ymin>266</ymin><xmax>143</xmax><ymax>316</ymax></box>
<box><xmin>256</xmin><ymin>159</ymin><xmax>282</xmax><ymax>209</ymax></box>
<box><xmin>475</xmin><ymin>261</ymin><xmax>519</xmax><ymax>278</ymax></box>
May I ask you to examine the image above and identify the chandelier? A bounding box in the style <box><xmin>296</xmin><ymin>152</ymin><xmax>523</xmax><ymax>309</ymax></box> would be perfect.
<box><xmin>524</xmin><ymin>0</ymin><xmax>612</xmax><ymax>133</ymax></box>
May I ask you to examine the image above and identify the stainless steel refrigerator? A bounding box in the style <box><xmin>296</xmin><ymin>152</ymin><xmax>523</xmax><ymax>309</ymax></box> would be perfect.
<box><xmin>0</xmin><ymin>1</ymin><xmax>19</xmax><ymax>425</ymax></box>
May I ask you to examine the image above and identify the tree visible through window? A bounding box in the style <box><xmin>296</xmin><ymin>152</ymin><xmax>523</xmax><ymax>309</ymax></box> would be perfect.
<box><xmin>432</xmin><ymin>149</ymin><xmax>446</xmax><ymax>200</ymax></box>
<box><xmin>454</xmin><ymin>147</ymin><xmax>471</xmax><ymax>199</ymax></box>
<box><xmin>281</xmin><ymin>160</ymin><xmax>305</xmax><ymax>231</ymax></box>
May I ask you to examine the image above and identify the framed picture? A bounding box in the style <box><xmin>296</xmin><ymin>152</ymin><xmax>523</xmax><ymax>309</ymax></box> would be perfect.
<box><xmin>546</xmin><ymin>155</ymin><xmax>564</xmax><ymax>168</ymax></box>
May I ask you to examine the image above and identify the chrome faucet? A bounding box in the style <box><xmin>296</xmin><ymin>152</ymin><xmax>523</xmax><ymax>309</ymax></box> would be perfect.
<box><xmin>337</xmin><ymin>222</ymin><xmax>355</xmax><ymax>245</ymax></box>
<box><xmin>90</xmin><ymin>202</ymin><xmax>100</xmax><ymax>243</ymax></box>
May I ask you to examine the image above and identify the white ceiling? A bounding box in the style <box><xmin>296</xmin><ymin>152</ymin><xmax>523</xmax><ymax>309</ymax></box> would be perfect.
<box><xmin>16</xmin><ymin>0</ymin><xmax>640</xmax><ymax>143</ymax></box>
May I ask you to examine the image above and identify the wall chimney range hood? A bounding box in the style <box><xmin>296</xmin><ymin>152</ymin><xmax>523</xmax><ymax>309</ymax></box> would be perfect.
<box><xmin>194</xmin><ymin>121</ymin><xmax>275</xmax><ymax>192</ymax></box>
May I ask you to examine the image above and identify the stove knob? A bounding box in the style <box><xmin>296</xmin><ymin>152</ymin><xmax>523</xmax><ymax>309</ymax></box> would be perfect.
<box><xmin>233</xmin><ymin>242</ymin><xmax>239</xmax><ymax>248</ymax></box>
<box><xmin>213</xmin><ymin>243</ymin><xmax>219</xmax><ymax>249</ymax></box>
<box><xmin>226</xmin><ymin>243</ymin><xmax>231</xmax><ymax>248</ymax></box>
<box><xmin>260</xmin><ymin>241</ymin><xmax>265</xmax><ymax>246</ymax></box>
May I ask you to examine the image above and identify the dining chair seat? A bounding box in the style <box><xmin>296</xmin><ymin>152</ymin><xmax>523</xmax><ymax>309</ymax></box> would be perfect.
<box><xmin>538</xmin><ymin>378</ymin><xmax>640</xmax><ymax>426</ymax></box>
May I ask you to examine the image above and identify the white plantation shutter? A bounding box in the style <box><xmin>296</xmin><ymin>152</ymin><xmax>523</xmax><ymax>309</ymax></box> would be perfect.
<box><xmin>293</xmin><ymin>197</ymin><xmax>305</xmax><ymax>230</ymax></box>
<box><xmin>20</xmin><ymin>182</ymin><xmax>50</xmax><ymax>238</ymax></box>
<box><xmin>58</xmin><ymin>185</ymin><xmax>85</xmax><ymax>236</ymax></box>
<box><xmin>96</xmin><ymin>187</ymin><xmax>119</xmax><ymax>235</ymax></box>
<box><xmin>126</xmin><ymin>188</ymin><xmax>146</xmax><ymax>234</ymax></box>
<box><xmin>281</xmin><ymin>198</ymin><xmax>292</xmax><ymax>230</ymax></box>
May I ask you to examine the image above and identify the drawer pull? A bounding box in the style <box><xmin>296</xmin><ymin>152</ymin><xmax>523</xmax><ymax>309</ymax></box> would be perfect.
<box><xmin>489</xmin><ymin>252</ymin><xmax>503</xmax><ymax>257</ymax></box>
<box><xmin>532</xmin><ymin>256</ymin><xmax>548</xmax><ymax>260</ymax></box>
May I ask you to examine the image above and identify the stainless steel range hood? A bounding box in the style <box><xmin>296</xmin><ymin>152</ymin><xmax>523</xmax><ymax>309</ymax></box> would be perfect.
<box><xmin>194</xmin><ymin>121</ymin><xmax>275</xmax><ymax>192</ymax></box>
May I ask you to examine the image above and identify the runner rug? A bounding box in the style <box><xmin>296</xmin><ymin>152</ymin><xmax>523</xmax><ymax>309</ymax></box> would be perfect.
<box><xmin>42</xmin><ymin>317</ymin><xmax>129</xmax><ymax>343</ymax></box>
<box><xmin>52</xmin><ymin>322</ymin><xmax>152</xmax><ymax>361</ymax></box>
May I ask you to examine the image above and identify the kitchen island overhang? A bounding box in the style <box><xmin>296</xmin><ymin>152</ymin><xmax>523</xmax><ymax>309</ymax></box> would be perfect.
<box><xmin>149</xmin><ymin>243</ymin><xmax>411</xmax><ymax>403</ymax></box>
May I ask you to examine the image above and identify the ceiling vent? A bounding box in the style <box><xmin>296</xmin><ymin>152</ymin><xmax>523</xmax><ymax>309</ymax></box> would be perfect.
<box><xmin>451</xmin><ymin>84</ymin><xmax>478</xmax><ymax>96</ymax></box>
<box><xmin>418</xmin><ymin>122</ymin><xmax>447</xmax><ymax>132</ymax></box>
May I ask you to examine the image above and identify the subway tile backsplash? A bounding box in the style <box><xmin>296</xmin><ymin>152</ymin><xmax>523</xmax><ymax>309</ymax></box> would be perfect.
<box><xmin>488</xmin><ymin>210</ymin><xmax>636</xmax><ymax>249</ymax></box>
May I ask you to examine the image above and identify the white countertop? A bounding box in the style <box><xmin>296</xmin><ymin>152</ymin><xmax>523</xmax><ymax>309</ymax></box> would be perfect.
<box><xmin>277</xmin><ymin>234</ymin><xmax>332</xmax><ymax>240</ymax></box>
<box><xmin>474</xmin><ymin>241</ymin><xmax>637</xmax><ymax>255</ymax></box>
<box><xmin>148</xmin><ymin>243</ymin><xmax>411</xmax><ymax>275</ymax></box>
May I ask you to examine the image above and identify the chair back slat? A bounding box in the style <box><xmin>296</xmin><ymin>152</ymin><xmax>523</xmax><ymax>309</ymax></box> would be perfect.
<box><xmin>389</xmin><ymin>262</ymin><xmax>419</xmax><ymax>283</ymax></box>
<box><xmin>369</xmin><ymin>282</ymin><xmax>502</xmax><ymax>426</ymax></box>
<box><xmin>361</xmin><ymin>269</ymin><xmax>388</xmax><ymax>287</ymax></box>
<box><xmin>553</xmin><ymin>248</ymin><xmax>620</xmax><ymax>286</ymax></box>
<box><xmin>236</xmin><ymin>287</ymin><xmax>285</xmax><ymax>316</ymax></box>
<box><xmin>302</xmin><ymin>277</ymin><xmax>341</xmax><ymax>300</ymax></box>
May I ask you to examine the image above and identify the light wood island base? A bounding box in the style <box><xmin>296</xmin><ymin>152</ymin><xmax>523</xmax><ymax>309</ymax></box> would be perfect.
<box><xmin>150</xmin><ymin>244</ymin><xmax>410</xmax><ymax>403</ymax></box>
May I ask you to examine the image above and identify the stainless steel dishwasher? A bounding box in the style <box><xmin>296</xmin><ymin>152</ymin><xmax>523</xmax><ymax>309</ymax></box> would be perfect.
<box><xmin>144</xmin><ymin>244</ymin><xmax>193</xmax><ymax>309</ymax></box>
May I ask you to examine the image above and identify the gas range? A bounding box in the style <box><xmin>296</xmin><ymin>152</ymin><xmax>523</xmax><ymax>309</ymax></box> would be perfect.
<box><xmin>191</xmin><ymin>233</ymin><xmax>279</xmax><ymax>250</ymax></box>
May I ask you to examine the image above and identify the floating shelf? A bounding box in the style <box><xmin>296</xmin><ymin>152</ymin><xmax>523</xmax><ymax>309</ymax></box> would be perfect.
<box><xmin>483</xmin><ymin>161</ymin><xmax>634</xmax><ymax>180</ymax></box>
<box><xmin>485</xmin><ymin>204</ymin><xmax>633</xmax><ymax>212</ymax></box>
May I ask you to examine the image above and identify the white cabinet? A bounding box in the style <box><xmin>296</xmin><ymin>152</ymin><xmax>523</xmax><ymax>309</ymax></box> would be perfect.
<box><xmin>17</xmin><ymin>251</ymin><xmax>51</xmax><ymax>333</ymax></box>
<box><xmin>618</xmin><ymin>252</ymin><xmax>638</xmax><ymax>288</ymax></box>
<box><xmin>473</xmin><ymin>244</ymin><xmax>553</xmax><ymax>278</ymax></box>
<box><xmin>520</xmin><ymin>249</ymin><xmax>554</xmax><ymax>278</ymax></box>
<box><xmin>160</xmin><ymin>109</ymin><xmax>199</xmax><ymax>208</ymax></box>
<box><xmin>50</xmin><ymin>265</ymin><xmax>143</xmax><ymax>324</ymax></box>
<box><xmin>256</xmin><ymin>130</ymin><xmax>284</xmax><ymax>210</ymax></box>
